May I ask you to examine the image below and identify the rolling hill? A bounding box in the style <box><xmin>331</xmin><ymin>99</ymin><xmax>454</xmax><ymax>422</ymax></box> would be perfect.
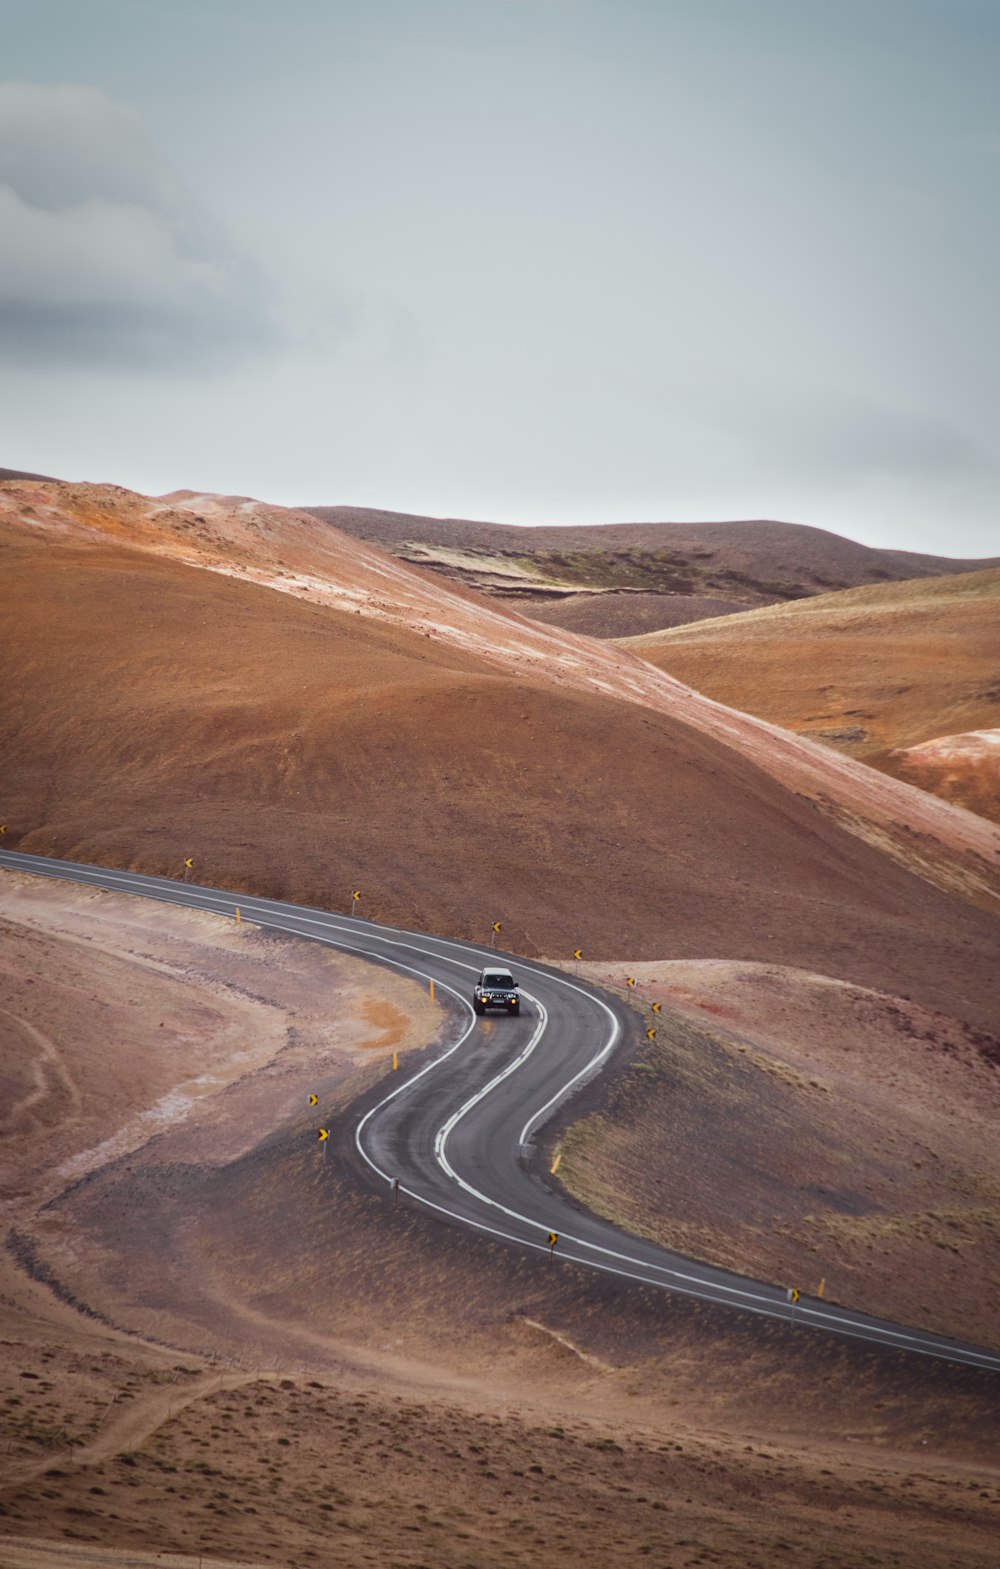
<box><xmin>2</xmin><ymin>476</ymin><xmax>999</xmax><ymax>1035</ymax></box>
<box><xmin>307</xmin><ymin>503</ymin><xmax>1000</xmax><ymax>635</ymax></box>
<box><xmin>623</xmin><ymin>568</ymin><xmax>1000</xmax><ymax>823</ymax></box>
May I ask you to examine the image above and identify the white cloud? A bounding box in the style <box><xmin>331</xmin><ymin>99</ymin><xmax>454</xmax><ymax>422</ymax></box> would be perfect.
<box><xmin>0</xmin><ymin>81</ymin><xmax>274</xmax><ymax>367</ymax></box>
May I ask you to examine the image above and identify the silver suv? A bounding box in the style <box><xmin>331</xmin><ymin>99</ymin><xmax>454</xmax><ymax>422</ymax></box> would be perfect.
<box><xmin>473</xmin><ymin>968</ymin><xmax>520</xmax><ymax>1016</ymax></box>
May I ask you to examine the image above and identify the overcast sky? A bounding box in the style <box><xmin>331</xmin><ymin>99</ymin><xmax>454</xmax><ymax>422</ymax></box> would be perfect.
<box><xmin>2</xmin><ymin>0</ymin><xmax>999</xmax><ymax>555</ymax></box>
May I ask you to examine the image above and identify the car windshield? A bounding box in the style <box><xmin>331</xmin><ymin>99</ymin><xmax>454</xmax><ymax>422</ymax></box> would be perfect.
<box><xmin>483</xmin><ymin>973</ymin><xmax>514</xmax><ymax>988</ymax></box>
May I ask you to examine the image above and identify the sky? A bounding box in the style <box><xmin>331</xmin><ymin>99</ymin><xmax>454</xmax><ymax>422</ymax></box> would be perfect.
<box><xmin>2</xmin><ymin>0</ymin><xmax>999</xmax><ymax>556</ymax></box>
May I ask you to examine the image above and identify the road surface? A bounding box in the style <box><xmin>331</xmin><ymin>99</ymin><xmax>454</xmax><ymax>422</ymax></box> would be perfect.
<box><xmin>2</xmin><ymin>847</ymin><xmax>997</xmax><ymax>1373</ymax></box>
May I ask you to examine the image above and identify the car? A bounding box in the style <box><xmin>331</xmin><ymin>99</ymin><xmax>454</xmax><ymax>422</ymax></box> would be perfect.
<box><xmin>473</xmin><ymin>968</ymin><xmax>520</xmax><ymax>1016</ymax></box>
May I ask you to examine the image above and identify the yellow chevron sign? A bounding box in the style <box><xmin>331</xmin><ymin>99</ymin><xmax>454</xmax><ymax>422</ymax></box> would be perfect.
<box><xmin>317</xmin><ymin>1128</ymin><xmax>329</xmax><ymax>1143</ymax></box>
<box><xmin>309</xmin><ymin>1094</ymin><xmax>318</xmax><ymax>1106</ymax></box>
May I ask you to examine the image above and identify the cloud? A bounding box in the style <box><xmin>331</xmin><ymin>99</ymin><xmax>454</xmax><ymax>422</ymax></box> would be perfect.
<box><xmin>0</xmin><ymin>81</ymin><xmax>275</xmax><ymax>369</ymax></box>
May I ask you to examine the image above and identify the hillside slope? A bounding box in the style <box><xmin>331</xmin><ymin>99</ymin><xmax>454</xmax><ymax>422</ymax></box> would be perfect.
<box><xmin>2</xmin><ymin>479</ymin><xmax>999</xmax><ymax>1034</ymax></box>
<box><xmin>624</xmin><ymin>569</ymin><xmax>1000</xmax><ymax>822</ymax></box>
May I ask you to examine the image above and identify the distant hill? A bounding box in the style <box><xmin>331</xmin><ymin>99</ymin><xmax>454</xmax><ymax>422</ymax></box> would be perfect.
<box><xmin>0</xmin><ymin>464</ymin><xmax>57</xmax><ymax>482</ymax></box>
<box><xmin>625</xmin><ymin>568</ymin><xmax>1000</xmax><ymax>823</ymax></box>
<box><xmin>306</xmin><ymin>505</ymin><xmax>1000</xmax><ymax>636</ymax></box>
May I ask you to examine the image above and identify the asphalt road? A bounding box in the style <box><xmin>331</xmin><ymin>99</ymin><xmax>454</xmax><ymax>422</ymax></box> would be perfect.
<box><xmin>3</xmin><ymin>847</ymin><xmax>998</xmax><ymax>1373</ymax></box>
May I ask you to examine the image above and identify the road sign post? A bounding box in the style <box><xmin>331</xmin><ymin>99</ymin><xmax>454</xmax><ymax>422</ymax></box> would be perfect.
<box><xmin>491</xmin><ymin>920</ymin><xmax>501</xmax><ymax>948</ymax></box>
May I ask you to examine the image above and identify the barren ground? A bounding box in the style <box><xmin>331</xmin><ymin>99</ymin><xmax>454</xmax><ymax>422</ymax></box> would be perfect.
<box><xmin>550</xmin><ymin>961</ymin><xmax>1000</xmax><ymax>1347</ymax></box>
<box><xmin>1</xmin><ymin>876</ymin><xmax>998</xmax><ymax>1568</ymax></box>
<box><xmin>625</xmin><ymin>569</ymin><xmax>1000</xmax><ymax>822</ymax></box>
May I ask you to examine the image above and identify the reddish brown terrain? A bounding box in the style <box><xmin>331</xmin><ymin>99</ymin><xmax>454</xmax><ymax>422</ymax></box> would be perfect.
<box><xmin>625</xmin><ymin>569</ymin><xmax>1000</xmax><ymax>823</ymax></box>
<box><xmin>2</xmin><ymin>477</ymin><xmax>999</xmax><ymax>1566</ymax></box>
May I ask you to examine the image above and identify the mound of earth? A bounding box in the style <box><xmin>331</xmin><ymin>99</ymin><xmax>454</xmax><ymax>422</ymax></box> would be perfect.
<box><xmin>625</xmin><ymin>568</ymin><xmax>1000</xmax><ymax>822</ymax></box>
<box><xmin>894</xmin><ymin>729</ymin><xmax>1000</xmax><ymax>822</ymax></box>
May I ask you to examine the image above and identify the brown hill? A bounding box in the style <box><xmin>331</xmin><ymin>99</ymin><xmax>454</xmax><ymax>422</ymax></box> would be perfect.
<box><xmin>624</xmin><ymin>569</ymin><xmax>1000</xmax><ymax>823</ymax></box>
<box><xmin>2</xmin><ymin>478</ymin><xmax>999</xmax><ymax>1035</ymax></box>
<box><xmin>0</xmin><ymin>464</ymin><xmax>56</xmax><ymax>482</ymax></box>
<box><xmin>307</xmin><ymin>503</ymin><xmax>1000</xmax><ymax>635</ymax></box>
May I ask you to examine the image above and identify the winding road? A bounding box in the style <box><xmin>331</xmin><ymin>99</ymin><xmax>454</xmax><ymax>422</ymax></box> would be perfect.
<box><xmin>3</xmin><ymin>847</ymin><xmax>998</xmax><ymax>1373</ymax></box>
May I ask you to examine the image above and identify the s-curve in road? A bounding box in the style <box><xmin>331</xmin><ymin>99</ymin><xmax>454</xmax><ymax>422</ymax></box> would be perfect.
<box><xmin>3</xmin><ymin>846</ymin><xmax>999</xmax><ymax>1374</ymax></box>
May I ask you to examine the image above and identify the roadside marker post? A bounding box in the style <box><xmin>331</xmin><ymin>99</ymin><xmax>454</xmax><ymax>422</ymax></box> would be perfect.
<box><xmin>392</xmin><ymin>1052</ymin><xmax>398</xmax><ymax>1072</ymax></box>
<box><xmin>318</xmin><ymin>1128</ymin><xmax>330</xmax><ymax>1160</ymax></box>
<box><xmin>786</xmin><ymin>1286</ymin><xmax>800</xmax><ymax>1324</ymax></box>
<box><xmin>548</xmin><ymin>1231</ymin><xmax>558</xmax><ymax>1263</ymax></box>
<box><xmin>646</xmin><ymin>1027</ymin><xmax>656</xmax><ymax>1041</ymax></box>
<box><xmin>183</xmin><ymin>857</ymin><xmax>193</xmax><ymax>882</ymax></box>
<box><xmin>351</xmin><ymin>888</ymin><xmax>361</xmax><ymax>913</ymax></box>
<box><xmin>550</xmin><ymin>1152</ymin><xmax>562</xmax><ymax>1176</ymax></box>
<box><xmin>651</xmin><ymin>1001</ymin><xmax>662</xmax><ymax>1014</ymax></box>
<box><xmin>429</xmin><ymin>979</ymin><xmax>435</xmax><ymax>1002</ymax></box>
<box><xmin>235</xmin><ymin>906</ymin><xmax>241</xmax><ymax>924</ymax></box>
<box><xmin>392</xmin><ymin>1177</ymin><xmax>400</xmax><ymax>1209</ymax></box>
<box><xmin>308</xmin><ymin>1094</ymin><xmax>318</xmax><ymax>1107</ymax></box>
<box><xmin>573</xmin><ymin>947</ymin><xmax>582</xmax><ymax>976</ymax></box>
<box><xmin>491</xmin><ymin>920</ymin><xmax>502</xmax><ymax>948</ymax></box>
<box><xmin>818</xmin><ymin>1278</ymin><xmax>826</xmax><ymax>1299</ymax></box>
<box><xmin>626</xmin><ymin>976</ymin><xmax>636</xmax><ymax>989</ymax></box>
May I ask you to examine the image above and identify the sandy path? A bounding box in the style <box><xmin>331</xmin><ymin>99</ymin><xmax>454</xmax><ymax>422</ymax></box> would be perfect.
<box><xmin>3</xmin><ymin>1371</ymin><xmax>273</xmax><ymax>1493</ymax></box>
<box><xmin>0</xmin><ymin>1007</ymin><xmax>81</xmax><ymax>1128</ymax></box>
